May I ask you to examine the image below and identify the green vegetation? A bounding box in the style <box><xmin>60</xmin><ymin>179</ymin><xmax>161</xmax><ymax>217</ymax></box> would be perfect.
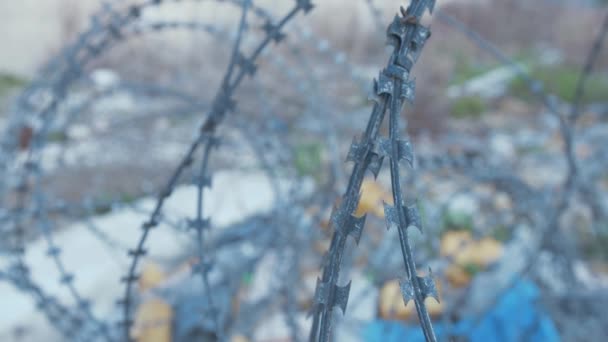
<box><xmin>365</xmin><ymin>270</ymin><xmax>375</xmax><ymax>283</ymax></box>
<box><xmin>509</xmin><ymin>65</ymin><xmax>608</xmax><ymax>104</ymax></box>
<box><xmin>581</xmin><ymin>223</ymin><xmax>608</xmax><ymax>262</ymax></box>
<box><xmin>450</xmin><ymin>54</ymin><xmax>494</xmax><ymax>86</ymax></box>
<box><xmin>463</xmin><ymin>262</ymin><xmax>482</xmax><ymax>276</ymax></box>
<box><xmin>416</xmin><ymin>199</ymin><xmax>427</xmax><ymax>228</ymax></box>
<box><xmin>241</xmin><ymin>272</ymin><xmax>253</xmax><ymax>286</ymax></box>
<box><xmin>119</xmin><ymin>193</ymin><xmax>136</xmax><ymax>204</ymax></box>
<box><xmin>491</xmin><ymin>225</ymin><xmax>511</xmax><ymax>242</ymax></box>
<box><xmin>93</xmin><ymin>202</ymin><xmax>113</xmax><ymax>215</ymax></box>
<box><xmin>294</xmin><ymin>142</ymin><xmax>323</xmax><ymax>179</ymax></box>
<box><xmin>93</xmin><ymin>192</ymin><xmax>137</xmax><ymax>215</ymax></box>
<box><xmin>450</xmin><ymin>95</ymin><xmax>486</xmax><ymax>119</ymax></box>
<box><xmin>0</xmin><ymin>73</ymin><xmax>27</xmax><ymax>96</ymax></box>
<box><xmin>516</xmin><ymin>145</ymin><xmax>544</xmax><ymax>156</ymax></box>
<box><xmin>47</xmin><ymin>131</ymin><xmax>69</xmax><ymax>143</ymax></box>
<box><xmin>451</xmin><ymin>49</ymin><xmax>537</xmax><ymax>87</ymax></box>
<box><xmin>442</xmin><ymin>209</ymin><xmax>474</xmax><ymax>232</ymax></box>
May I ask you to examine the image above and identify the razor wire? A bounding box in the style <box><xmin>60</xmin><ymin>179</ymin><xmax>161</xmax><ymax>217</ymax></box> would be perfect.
<box><xmin>1</xmin><ymin>0</ymin><xmax>312</xmax><ymax>340</ymax></box>
<box><xmin>1</xmin><ymin>0</ymin><xmax>607</xmax><ymax>341</ymax></box>
<box><xmin>118</xmin><ymin>0</ymin><xmax>314</xmax><ymax>340</ymax></box>
<box><xmin>308</xmin><ymin>1</ymin><xmax>438</xmax><ymax>341</ymax></box>
<box><xmin>359</xmin><ymin>0</ymin><xmax>608</xmax><ymax>340</ymax></box>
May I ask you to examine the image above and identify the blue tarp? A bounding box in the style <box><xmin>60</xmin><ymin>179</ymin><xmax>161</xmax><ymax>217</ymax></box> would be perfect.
<box><xmin>364</xmin><ymin>280</ymin><xmax>560</xmax><ymax>342</ymax></box>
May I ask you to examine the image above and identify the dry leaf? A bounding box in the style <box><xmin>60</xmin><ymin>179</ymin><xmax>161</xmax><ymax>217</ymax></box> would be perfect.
<box><xmin>139</xmin><ymin>262</ymin><xmax>167</xmax><ymax>292</ymax></box>
<box><xmin>440</xmin><ymin>230</ymin><xmax>473</xmax><ymax>257</ymax></box>
<box><xmin>379</xmin><ymin>280</ymin><xmax>411</xmax><ymax>320</ymax></box>
<box><xmin>451</xmin><ymin>237</ymin><xmax>503</xmax><ymax>267</ymax></box>
<box><xmin>471</xmin><ymin>238</ymin><xmax>503</xmax><ymax>266</ymax></box>
<box><xmin>132</xmin><ymin>298</ymin><xmax>172</xmax><ymax>342</ymax></box>
<box><xmin>445</xmin><ymin>264</ymin><xmax>472</xmax><ymax>287</ymax></box>
<box><xmin>379</xmin><ymin>279</ymin><xmax>443</xmax><ymax>320</ymax></box>
<box><xmin>494</xmin><ymin>193</ymin><xmax>512</xmax><ymax>211</ymax></box>
<box><xmin>441</xmin><ymin>231</ymin><xmax>504</xmax><ymax>287</ymax></box>
<box><xmin>231</xmin><ymin>335</ymin><xmax>249</xmax><ymax>342</ymax></box>
<box><xmin>314</xmin><ymin>240</ymin><xmax>330</xmax><ymax>254</ymax></box>
<box><xmin>355</xmin><ymin>178</ymin><xmax>393</xmax><ymax>218</ymax></box>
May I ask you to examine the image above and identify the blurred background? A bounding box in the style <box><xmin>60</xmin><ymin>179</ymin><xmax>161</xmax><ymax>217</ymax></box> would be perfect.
<box><xmin>0</xmin><ymin>0</ymin><xmax>607</xmax><ymax>341</ymax></box>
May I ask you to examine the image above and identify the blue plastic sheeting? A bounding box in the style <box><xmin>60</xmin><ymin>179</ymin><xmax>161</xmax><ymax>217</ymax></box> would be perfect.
<box><xmin>363</xmin><ymin>280</ymin><xmax>560</xmax><ymax>342</ymax></box>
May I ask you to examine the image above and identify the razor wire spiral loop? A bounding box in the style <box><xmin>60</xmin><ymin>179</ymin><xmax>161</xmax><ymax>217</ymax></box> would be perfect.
<box><xmin>427</xmin><ymin>3</ymin><xmax>608</xmax><ymax>235</ymax></box>
<box><xmin>118</xmin><ymin>0</ymin><xmax>315</xmax><ymax>340</ymax></box>
<box><xmin>1</xmin><ymin>0</ymin><xmax>366</xmax><ymax>339</ymax></box>
<box><xmin>430</xmin><ymin>7</ymin><xmax>607</xmax><ymax>211</ymax></box>
<box><xmin>365</xmin><ymin>0</ymin><xmax>608</xmax><ymax>215</ymax></box>
<box><xmin>1</xmin><ymin>1</ymin><xmax>318</xmax><ymax>280</ymax></box>
<box><xmin>1</xmin><ymin>0</ymin><xmax>270</xmax><ymax>153</ymax></box>
<box><xmin>0</xmin><ymin>2</ymin><xmax>233</xmax><ymax>339</ymax></box>
<box><xmin>308</xmin><ymin>1</ymin><xmax>438</xmax><ymax>341</ymax></box>
<box><xmin>463</xmin><ymin>7</ymin><xmax>608</xmax><ymax>322</ymax></box>
<box><xmin>1</xmin><ymin>1</ymin><xmax>311</xmax><ymax>340</ymax></box>
<box><xmin>362</xmin><ymin>0</ymin><xmax>608</xmax><ymax>338</ymax></box>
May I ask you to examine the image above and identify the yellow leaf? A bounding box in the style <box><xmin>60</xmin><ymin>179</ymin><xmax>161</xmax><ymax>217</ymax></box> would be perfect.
<box><xmin>445</xmin><ymin>265</ymin><xmax>472</xmax><ymax>288</ymax></box>
<box><xmin>426</xmin><ymin>293</ymin><xmax>443</xmax><ymax>317</ymax></box>
<box><xmin>139</xmin><ymin>262</ymin><xmax>167</xmax><ymax>292</ymax></box>
<box><xmin>314</xmin><ymin>240</ymin><xmax>330</xmax><ymax>254</ymax></box>
<box><xmin>379</xmin><ymin>279</ymin><xmax>442</xmax><ymax>320</ymax></box>
<box><xmin>355</xmin><ymin>178</ymin><xmax>393</xmax><ymax>218</ymax></box>
<box><xmin>441</xmin><ymin>231</ymin><xmax>503</xmax><ymax>287</ymax></box>
<box><xmin>231</xmin><ymin>335</ymin><xmax>249</xmax><ymax>342</ymax></box>
<box><xmin>440</xmin><ymin>230</ymin><xmax>473</xmax><ymax>258</ymax></box>
<box><xmin>471</xmin><ymin>237</ymin><xmax>503</xmax><ymax>266</ymax></box>
<box><xmin>441</xmin><ymin>231</ymin><xmax>503</xmax><ymax>266</ymax></box>
<box><xmin>379</xmin><ymin>280</ymin><xmax>411</xmax><ymax>320</ymax></box>
<box><xmin>132</xmin><ymin>298</ymin><xmax>172</xmax><ymax>342</ymax></box>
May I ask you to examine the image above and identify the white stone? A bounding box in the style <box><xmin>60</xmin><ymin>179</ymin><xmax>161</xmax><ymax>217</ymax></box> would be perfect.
<box><xmin>90</xmin><ymin>69</ymin><xmax>120</xmax><ymax>91</ymax></box>
<box><xmin>253</xmin><ymin>312</ymin><xmax>311</xmax><ymax>342</ymax></box>
<box><xmin>343</xmin><ymin>271</ymin><xmax>378</xmax><ymax>322</ymax></box>
<box><xmin>447</xmin><ymin>65</ymin><xmax>527</xmax><ymax>100</ymax></box>
<box><xmin>490</xmin><ymin>133</ymin><xmax>515</xmax><ymax>160</ymax></box>
<box><xmin>447</xmin><ymin>193</ymin><xmax>479</xmax><ymax>217</ymax></box>
<box><xmin>0</xmin><ymin>170</ymin><xmax>279</xmax><ymax>339</ymax></box>
<box><xmin>67</xmin><ymin>123</ymin><xmax>91</xmax><ymax>140</ymax></box>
